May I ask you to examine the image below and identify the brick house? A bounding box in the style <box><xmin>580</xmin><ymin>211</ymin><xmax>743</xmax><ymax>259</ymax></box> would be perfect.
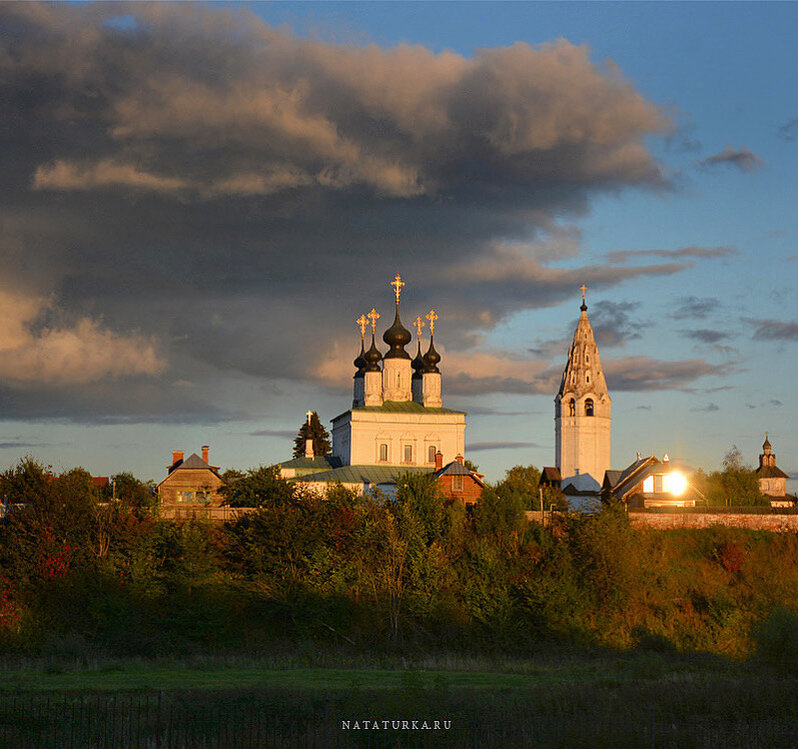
<box><xmin>433</xmin><ymin>452</ymin><xmax>484</xmax><ymax>506</ymax></box>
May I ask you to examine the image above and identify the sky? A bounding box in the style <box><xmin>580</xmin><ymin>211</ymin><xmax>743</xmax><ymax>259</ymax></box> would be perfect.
<box><xmin>0</xmin><ymin>1</ymin><xmax>796</xmax><ymax>489</ymax></box>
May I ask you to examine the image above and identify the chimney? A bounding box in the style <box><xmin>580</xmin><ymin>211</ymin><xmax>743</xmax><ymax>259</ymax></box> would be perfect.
<box><xmin>202</xmin><ymin>445</ymin><xmax>209</xmax><ymax>464</ymax></box>
<box><xmin>663</xmin><ymin>453</ymin><xmax>670</xmax><ymax>465</ymax></box>
<box><xmin>172</xmin><ymin>450</ymin><xmax>184</xmax><ymax>465</ymax></box>
<box><xmin>636</xmin><ymin>452</ymin><xmax>641</xmax><ymax>461</ymax></box>
<box><xmin>455</xmin><ymin>454</ymin><xmax>464</xmax><ymax>465</ymax></box>
<box><xmin>305</xmin><ymin>438</ymin><xmax>315</xmax><ymax>459</ymax></box>
<box><xmin>435</xmin><ymin>451</ymin><xmax>443</xmax><ymax>471</ymax></box>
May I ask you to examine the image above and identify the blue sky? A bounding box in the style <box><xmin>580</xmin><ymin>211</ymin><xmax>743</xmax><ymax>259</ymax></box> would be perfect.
<box><xmin>0</xmin><ymin>2</ymin><xmax>795</xmax><ymax>489</ymax></box>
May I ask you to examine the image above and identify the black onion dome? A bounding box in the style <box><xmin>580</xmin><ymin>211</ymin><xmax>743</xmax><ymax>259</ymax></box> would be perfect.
<box><xmin>364</xmin><ymin>334</ymin><xmax>383</xmax><ymax>372</ymax></box>
<box><xmin>382</xmin><ymin>306</ymin><xmax>412</xmax><ymax>359</ymax></box>
<box><xmin>353</xmin><ymin>340</ymin><xmax>367</xmax><ymax>378</ymax></box>
<box><xmin>422</xmin><ymin>337</ymin><xmax>441</xmax><ymax>374</ymax></box>
<box><xmin>411</xmin><ymin>340</ymin><xmax>424</xmax><ymax>380</ymax></box>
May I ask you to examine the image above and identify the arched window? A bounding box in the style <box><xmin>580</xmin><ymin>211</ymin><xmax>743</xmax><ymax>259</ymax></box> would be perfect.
<box><xmin>428</xmin><ymin>445</ymin><xmax>437</xmax><ymax>463</ymax></box>
<box><xmin>585</xmin><ymin>398</ymin><xmax>594</xmax><ymax>416</ymax></box>
<box><xmin>568</xmin><ymin>398</ymin><xmax>576</xmax><ymax>416</ymax></box>
<box><xmin>379</xmin><ymin>443</ymin><xmax>388</xmax><ymax>461</ymax></box>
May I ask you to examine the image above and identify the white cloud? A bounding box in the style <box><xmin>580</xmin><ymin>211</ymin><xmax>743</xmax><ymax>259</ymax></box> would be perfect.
<box><xmin>0</xmin><ymin>291</ymin><xmax>165</xmax><ymax>386</ymax></box>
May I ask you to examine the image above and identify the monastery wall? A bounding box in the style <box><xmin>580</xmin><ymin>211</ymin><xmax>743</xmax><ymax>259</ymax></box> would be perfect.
<box><xmin>629</xmin><ymin>512</ymin><xmax>798</xmax><ymax>532</ymax></box>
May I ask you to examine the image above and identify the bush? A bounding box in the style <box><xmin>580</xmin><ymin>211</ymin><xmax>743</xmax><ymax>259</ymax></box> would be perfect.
<box><xmin>753</xmin><ymin>607</ymin><xmax>798</xmax><ymax>673</ymax></box>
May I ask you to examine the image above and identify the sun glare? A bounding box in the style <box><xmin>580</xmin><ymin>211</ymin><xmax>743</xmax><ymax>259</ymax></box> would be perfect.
<box><xmin>665</xmin><ymin>471</ymin><xmax>688</xmax><ymax>496</ymax></box>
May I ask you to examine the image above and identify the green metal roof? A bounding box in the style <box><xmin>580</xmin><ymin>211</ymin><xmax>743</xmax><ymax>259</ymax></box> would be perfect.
<box><xmin>352</xmin><ymin>400</ymin><xmax>465</xmax><ymax>415</ymax></box>
<box><xmin>278</xmin><ymin>456</ymin><xmax>341</xmax><ymax>471</ymax></box>
<box><xmin>292</xmin><ymin>464</ymin><xmax>433</xmax><ymax>485</ymax></box>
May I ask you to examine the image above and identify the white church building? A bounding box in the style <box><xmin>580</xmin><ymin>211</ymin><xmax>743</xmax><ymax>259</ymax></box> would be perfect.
<box><xmin>284</xmin><ymin>275</ymin><xmax>467</xmax><ymax>494</ymax></box>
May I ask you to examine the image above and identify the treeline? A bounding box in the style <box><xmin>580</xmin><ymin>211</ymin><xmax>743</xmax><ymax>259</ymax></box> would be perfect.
<box><xmin>0</xmin><ymin>458</ymin><xmax>796</xmax><ymax>662</ymax></box>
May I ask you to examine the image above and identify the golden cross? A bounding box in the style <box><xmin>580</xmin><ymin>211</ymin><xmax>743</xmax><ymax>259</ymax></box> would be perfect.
<box><xmin>579</xmin><ymin>283</ymin><xmax>587</xmax><ymax>303</ymax></box>
<box><xmin>413</xmin><ymin>315</ymin><xmax>425</xmax><ymax>338</ymax></box>
<box><xmin>367</xmin><ymin>307</ymin><xmax>381</xmax><ymax>334</ymax></box>
<box><xmin>356</xmin><ymin>314</ymin><xmax>368</xmax><ymax>340</ymax></box>
<box><xmin>306</xmin><ymin>410</ymin><xmax>313</xmax><ymax>425</ymax></box>
<box><xmin>390</xmin><ymin>273</ymin><xmax>405</xmax><ymax>303</ymax></box>
<box><xmin>426</xmin><ymin>309</ymin><xmax>438</xmax><ymax>335</ymax></box>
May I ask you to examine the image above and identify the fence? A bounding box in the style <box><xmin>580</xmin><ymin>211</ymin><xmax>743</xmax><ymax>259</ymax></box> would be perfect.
<box><xmin>2</xmin><ymin>690</ymin><xmax>798</xmax><ymax>748</ymax></box>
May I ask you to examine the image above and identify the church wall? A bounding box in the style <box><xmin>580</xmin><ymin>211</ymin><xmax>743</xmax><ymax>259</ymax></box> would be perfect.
<box><xmin>332</xmin><ymin>411</ymin><xmax>465</xmax><ymax>468</ymax></box>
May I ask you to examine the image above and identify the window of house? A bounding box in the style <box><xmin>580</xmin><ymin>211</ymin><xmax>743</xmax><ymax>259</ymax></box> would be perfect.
<box><xmin>379</xmin><ymin>443</ymin><xmax>388</xmax><ymax>461</ymax></box>
<box><xmin>643</xmin><ymin>477</ymin><xmax>653</xmax><ymax>493</ymax></box>
<box><xmin>585</xmin><ymin>399</ymin><xmax>594</xmax><ymax>416</ymax></box>
<box><xmin>177</xmin><ymin>490</ymin><xmax>195</xmax><ymax>503</ymax></box>
<box><xmin>404</xmin><ymin>445</ymin><xmax>413</xmax><ymax>463</ymax></box>
<box><xmin>452</xmin><ymin>475</ymin><xmax>463</xmax><ymax>491</ymax></box>
<box><xmin>654</xmin><ymin>475</ymin><xmax>663</xmax><ymax>493</ymax></box>
<box><xmin>428</xmin><ymin>445</ymin><xmax>437</xmax><ymax>463</ymax></box>
<box><xmin>569</xmin><ymin>398</ymin><xmax>576</xmax><ymax>416</ymax></box>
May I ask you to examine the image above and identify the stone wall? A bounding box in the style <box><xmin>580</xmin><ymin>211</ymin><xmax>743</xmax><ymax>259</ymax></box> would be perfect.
<box><xmin>629</xmin><ymin>512</ymin><xmax>798</xmax><ymax>532</ymax></box>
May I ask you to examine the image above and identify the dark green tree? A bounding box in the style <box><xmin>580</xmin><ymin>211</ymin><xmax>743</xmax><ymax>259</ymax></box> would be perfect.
<box><xmin>473</xmin><ymin>486</ymin><xmax>526</xmax><ymax>537</ymax></box>
<box><xmin>220</xmin><ymin>465</ymin><xmax>299</xmax><ymax>507</ymax></box>
<box><xmin>292</xmin><ymin>411</ymin><xmax>332</xmax><ymax>458</ymax></box>
<box><xmin>110</xmin><ymin>472</ymin><xmax>157</xmax><ymax>512</ymax></box>
<box><xmin>495</xmin><ymin>464</ymin><xmax>542</xmax><ymax>510</ymax></box>
<box><xmin>694</xmin><ymin>446</ymin><xmax>769</xmax><ymax>507</ymax></box>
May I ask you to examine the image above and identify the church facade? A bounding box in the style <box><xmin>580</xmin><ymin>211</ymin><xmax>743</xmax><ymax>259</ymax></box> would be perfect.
<box><xmin>291</xmin><ymin>275</ymin><xmax>467</xmax><ymax>494</ymax></box>
<box><xmin>554</xmin><ymin>288</ymin><xmax>611</xmax><ymax>494</ymax></box>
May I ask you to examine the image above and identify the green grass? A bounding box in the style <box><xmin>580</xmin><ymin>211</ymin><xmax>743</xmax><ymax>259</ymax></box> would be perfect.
<box><xmin>0</xmin><ymin>646</ymin><xmax>732</xmax><ymax>693</ymax></box>
<box><xmin>1</xmin><ymin>648</ymin><xmax>797</xmax><ymax>747</ymax></box>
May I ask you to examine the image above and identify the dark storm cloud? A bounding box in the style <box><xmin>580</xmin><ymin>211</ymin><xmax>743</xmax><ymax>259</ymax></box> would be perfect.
<box><xmin>589</xmin><ymin>300</ymin><xmax>648</xmax><ymax>347</ymax></box>
<box><xmin>698</xmin><ymin>145</ymin><xmax>765</xmax><ymax>172</ymax></box>
<box><xmin>678</xmin><ymin>328</ymin><xmax>729</xmax><ymax>344</ymax></box>
<box><xmin>745</xmin><ymin>318</ymin><xmax>798</xmax><ymax>341</ymax></box>
<box><xmin>468</xmin><ymin>441</ymin><xmax>542</xmax><ymax>452</ymax></box>
<box><xmin>529</xmin><ymin>299</ymin><xmax>647</xmax><ymax>355</ymax></box>
<box><xmin>606</xmin><ymin>245</ymin><xmax>736</xmax><ymax>264</ymax></box>
<box><xmin>0</xmin><ymin>441</ymin><xmax>51</xmax><ymax>450</ymax></box>
<box><xmin>603</xmin><ymin>357</ymin><xmax>729</xmax><ymax>392</ymax></box>
<box><xmin>778</xmin><ymin>117</ymin><xmax>798</xmax><ymax>142</ymax></box>
<box><xmin>670</xmin><ymin>296</ymin><xmax>720</xmax><ymax>320</ymax></box>
<box><xmin>250</xmin><ymin>429</ymin><xmax>297</xmax><ymax>439</ymax></box>
<box><xmin>438</xmin><ymin>352</ymin><xmax>727</xmax><ymax>396</ymax></box>
<box><xmin>0</xmin><ymin>3</ymin><xmax>675</xmax><ymax>420</ymax></box>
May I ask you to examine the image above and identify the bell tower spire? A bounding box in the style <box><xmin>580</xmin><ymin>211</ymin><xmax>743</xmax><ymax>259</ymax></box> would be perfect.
<box><xmin>554</xmin><ymin>286</ymin><xmax>611</xmax><ymax>491</ymax></box>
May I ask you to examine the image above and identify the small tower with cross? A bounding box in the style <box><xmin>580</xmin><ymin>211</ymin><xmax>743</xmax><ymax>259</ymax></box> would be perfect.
<box><xmin>411</xmin><ymin>315</ymin><xmax>426</xmax><ymax>402</ymax></box>
<box><xmin>422</xmin><ymin>309</ymin><xmax>443</xmax><ymax>407</ymax></box>
<box><xmin>381</xmin><ymin>274</ymin><xmax>413</xmax><ymax>401</ymax></box>
<box><xmin>364</xmin><ymin>307</ymin><xmax>384</xmax><ymax>406</ymax></box>
<box><xmin>554</xmin><ymin>285</ymin><xmax>612</xmax><ymax>493</ymax></box>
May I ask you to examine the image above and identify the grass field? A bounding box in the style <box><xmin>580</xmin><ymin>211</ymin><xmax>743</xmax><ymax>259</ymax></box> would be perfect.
<box><xmin>2</xmin><ymin>647</ymin><xmax>797</xmax><ymax>746</ymax></box>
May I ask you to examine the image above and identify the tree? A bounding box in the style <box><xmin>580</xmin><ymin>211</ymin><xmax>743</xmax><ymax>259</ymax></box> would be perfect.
<box><xmin>292</xmin><ymin>411</ymin><xmax>331</xmax><ymax>458</ymax></box>
<box><xmin>495</xmin><ymin>464</ymin><xmax>542</xmax><ymax>510</ymax></box>
<box><xmin>694</xmin><ymin>446</ymin><xmax>769</xmax><ymax>507</ymax></box>
<box><xmin>473</xmin><ymin>486</ymin><xmax>526</xmax><ymax>537</ymax></box>
<box><xmin>110</xmin><ymin>472</ymin><xmax>157</xmax><ymax>512</ymax></box>
<box><xmin>220</xmin><ymin>465</ymin><xmax>298</xmax><ymax>507</ymax></box>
